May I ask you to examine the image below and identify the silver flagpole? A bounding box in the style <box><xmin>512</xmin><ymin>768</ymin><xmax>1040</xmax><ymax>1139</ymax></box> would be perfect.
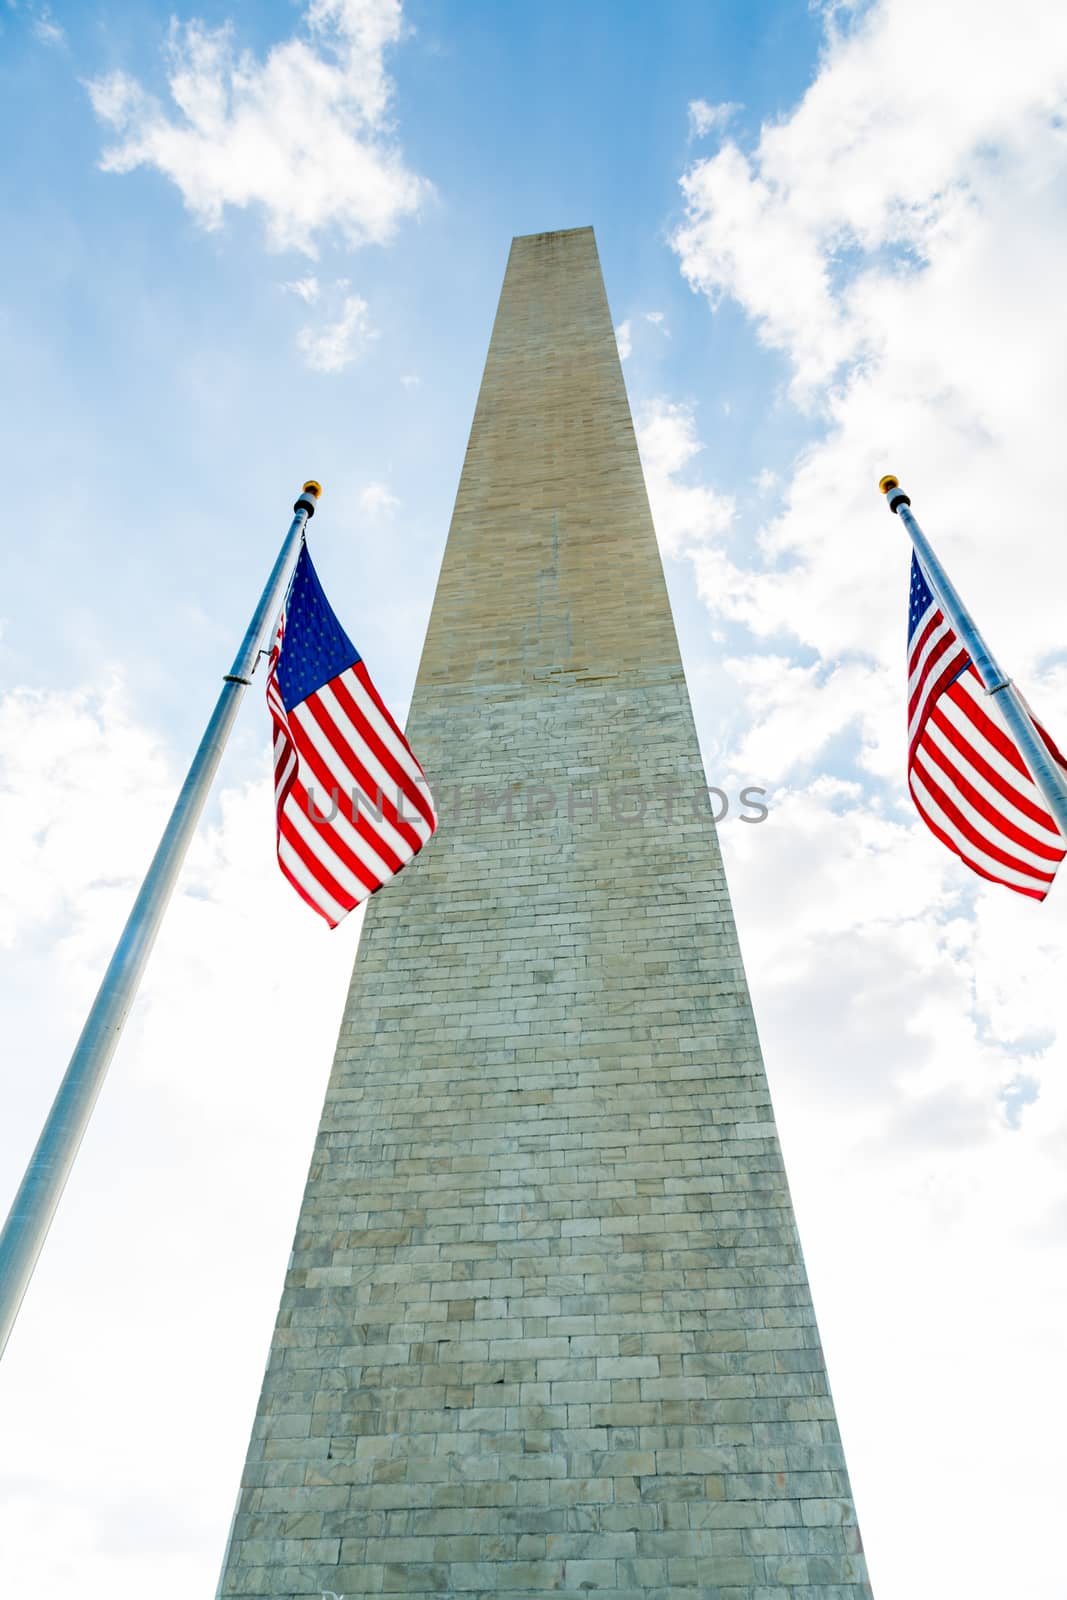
<box><xmin>880</xmin><ymin>474</ymin><xmax>1067</xmax><ymax>839</ymax></box>
<box><xmin>0</xmin><ymin>479</ymin><xmax>322</xmax><ymax>1359</ymax></box>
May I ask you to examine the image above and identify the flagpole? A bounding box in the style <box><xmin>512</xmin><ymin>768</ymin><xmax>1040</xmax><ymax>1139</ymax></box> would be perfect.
<box><xmin>880</xmin><ymin>474</ymin><xmax>1067</xmax><ymax>839</ymax></box>
<box><xmin>0</xmin><ymin>479</ymin><xmax>322</xmax><ymax>1360</ymax></box>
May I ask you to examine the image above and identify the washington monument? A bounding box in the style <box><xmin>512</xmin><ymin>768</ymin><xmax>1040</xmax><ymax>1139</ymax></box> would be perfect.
<box><xmin>219</xmin><ymin>226</ymin><xmax>871</xmax><ymax>1597</ymax></box>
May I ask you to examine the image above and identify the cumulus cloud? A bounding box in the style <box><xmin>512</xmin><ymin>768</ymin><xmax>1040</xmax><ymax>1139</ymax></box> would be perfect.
<box><xmin>0</xmin><ymin>681</ymin><xmax>174</xmax><ymax>951</ymax></box>
<box><xmin>614</xmin><ymin>319</ymin><xmax>632</xmax><ymax>360</ymax></box>
<box><xmin>86</xmin><ymin>0</ymin><xmax>430</xmax><ymax>256</ymax></box>
<box><xmin>671</xmin><ymin>0</ymin><xmax>1067</xmax><ymax>741</ymax></box>
<box><xmin>675</xmin><ymin>0</ymin><xmax>1067</xmax><ymax>401</ymax></box>
<box><xmin>635</xmin><ymin>397</ymin><xmax>734</xmax><ymax>558</ymax></box>
<box><xmin>717</xmin><ymin>760</ymin><xmax>1067</xmax><ymax>1599</ymax></box>
<box><xmin>671</xmin><ymin>4</ymin><xmax>1067</xmax><ymax>1591</ymax></box>
<box><xmin>0</xmin><ymin>679</ymin><xmax>358</xmax><ymax>1598</ymax></box>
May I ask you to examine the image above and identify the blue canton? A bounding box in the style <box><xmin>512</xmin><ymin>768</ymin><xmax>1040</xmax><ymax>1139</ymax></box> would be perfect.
<box><xmin>908</xmin><ymin>552</ymin><xmax>936</xmax><ymax>645</ymax></box>
<box><xmin>276</xmin><ymin>544</ymin><xmax>361</xmax><ymax>712</ymax></box>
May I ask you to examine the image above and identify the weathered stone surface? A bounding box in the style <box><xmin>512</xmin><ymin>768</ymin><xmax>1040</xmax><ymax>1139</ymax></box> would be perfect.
<box><xmin>219</xmin><ymin>226</ymin><xmax>872</xmax><ymax>1597</ymax></box>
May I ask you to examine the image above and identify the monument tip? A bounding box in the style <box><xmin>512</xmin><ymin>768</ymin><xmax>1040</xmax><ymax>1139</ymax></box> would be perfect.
<box><xmin>512</xmin><ymin>225</ymin><xmax>595</xmax><ymax>245</ymax></box>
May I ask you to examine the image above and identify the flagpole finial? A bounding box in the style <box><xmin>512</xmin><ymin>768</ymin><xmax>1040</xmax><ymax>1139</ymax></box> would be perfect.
<box><xmin>294</xmin><ymin>480</ymin><xmax>323</xmax><ymax>517</ymax></box>
<box><xmin>879</xmin><ymin>474</ymin><xmax>910</xmax><ymax>513</ymax></box>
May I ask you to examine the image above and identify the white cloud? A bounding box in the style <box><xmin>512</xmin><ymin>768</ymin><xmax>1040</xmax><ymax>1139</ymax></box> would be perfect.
<box><xmin>674</xmin><ymin>0</ymin><xmax>1067</xmax><ymax>401</ymax></box>
<box><xmin>722</xmin><ymin>650</ymin><xmax>898</xmax><ymax>782</ymax></box>
<box><xmin>687</xmin><ymin>97</ymin><xmax>741</xmax><ymax>139</ymax></box>
<box><xmin>643</xmin><ymin>309</ymin><xmax>665</xmax><ymax>325</ymax></box>
<box><xmin>634</xmin><ymin>397</ymin><xmax>734</xmax><ymax>558</ymax></box>
<box><xmin>0</xmin><ymin>681</ymin><xmax>174</xmax><ymax>951</ymax></box>
<box><xmin>281</xmin><ymin>273</ymin><xmax>320</xmax><ymax>303</ymax></box>
<box><xmin>669</xmin><ymin>3</ymin><xmax>1067</xmax><ymax>1592</ymax></box>
<box><xmin>668</xmin><ymin>0</ymin><xmax>1067</xmax><ymax>700</ymax></box>
<box><xmin>718</xmin><ymin>768</ymin><xmax>1067</xmax><ymax>1600</ymax></box>
<box><xmin>86</xmin><ymin>0</ymin><xmax>430</xmax><ymax>256</ymax></box>
<box><xmin>614</xmin><ymin>318</ymin><xmax>632</xmax><ymax>360</ymax></box>
<box><xmin>400</xmin><ymin>372</ymin><xmax>421</xmax><ymax>388</ymax></box>
<box><xmin>358</xmin><ymin>479</ymin><xmax>400</xmax><ymax>517</ymax></box>
<box><xmin>0</xmin><ymin>679</ymin><xmax>359</xmax><ymax>1598</ymax></box>
<box><xmin>296</xmin><ymin>291</ymin><xmax>374</xmax><ymax>371</ymax></box>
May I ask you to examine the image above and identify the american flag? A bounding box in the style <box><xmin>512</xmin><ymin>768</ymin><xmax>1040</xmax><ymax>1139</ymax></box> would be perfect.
<box><xmin>907</xmin><ymin>552</ymin><xmax>1066</xmax><ymax>900</ymax></box>
<box><xmin>266</xmin><ymin>543</ymin><xmax>436</xmax><ymax>927</ymax></box>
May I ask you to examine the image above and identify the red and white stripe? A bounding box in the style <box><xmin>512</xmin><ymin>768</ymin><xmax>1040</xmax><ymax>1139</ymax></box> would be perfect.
<box><xmin>267</xmin><ymin>618</ymin><xmax>436</xmax><ymax>928</ymax></box>
<box><xmin>908</xmin><ymin>596</ymin><xmax>1066</xmax><ymax>901</ymax></box>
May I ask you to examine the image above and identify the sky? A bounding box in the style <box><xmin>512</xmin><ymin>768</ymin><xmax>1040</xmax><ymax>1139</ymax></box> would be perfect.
<box><xmin>2</xmin><ymin>0</ymin><xmax>1067</xmax><ymax>1594</ymax></box>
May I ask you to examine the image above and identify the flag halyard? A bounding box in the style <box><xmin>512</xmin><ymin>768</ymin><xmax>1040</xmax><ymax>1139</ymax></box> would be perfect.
<box><xmin>267</xmin><ymin>543</ymin><xmax>436</xmax><ymax>927</ymax></box>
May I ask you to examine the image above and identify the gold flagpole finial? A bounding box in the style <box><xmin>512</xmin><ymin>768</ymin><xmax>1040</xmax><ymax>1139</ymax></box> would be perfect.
<box><xmin>295</xmin><ymin>480</ymin><xmax>322</xmax><ymax>517</ymax></box>
<box><xmin>879</xmin><ymin>474</ymin><xmax>910</xmax><ymax>513</ymax></box>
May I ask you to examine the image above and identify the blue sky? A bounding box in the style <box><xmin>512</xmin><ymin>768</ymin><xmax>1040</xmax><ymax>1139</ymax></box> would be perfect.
<box><xmin>1</xmin><ymin>0</ymin><xmax>820</xmax><ymax>752</ymax></box>
<box><xmin>3</xmin><ymin>2</ymin><xmax>1067</xmax><ymax>1596</ymax></box>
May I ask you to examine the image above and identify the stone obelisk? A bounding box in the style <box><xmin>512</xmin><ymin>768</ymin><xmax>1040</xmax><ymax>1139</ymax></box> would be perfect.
<box><xmin>219</xmin><ymin>227</ymin><xmax>871</xmax><ymax>1597</ymax></box>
